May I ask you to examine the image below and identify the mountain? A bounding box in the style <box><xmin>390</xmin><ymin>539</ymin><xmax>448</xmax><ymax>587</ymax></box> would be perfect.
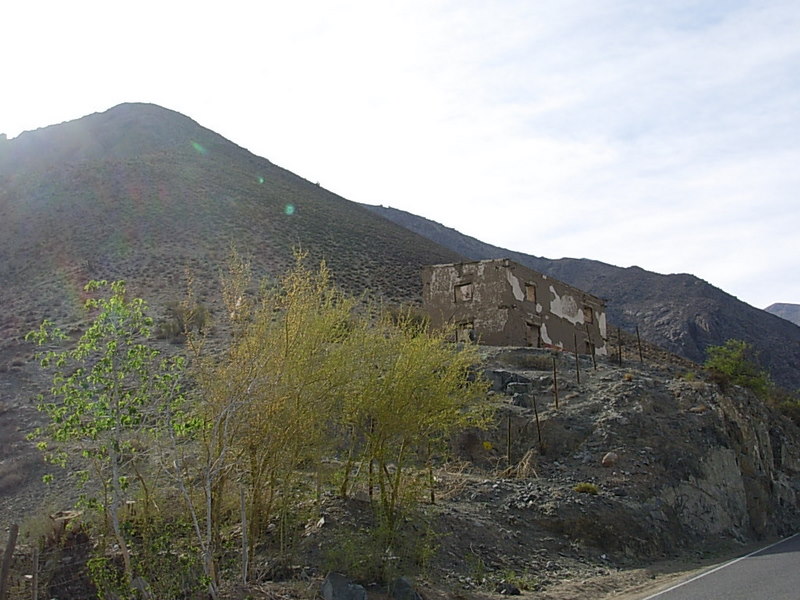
<box><xmin>2</xmin><ymin>103</ymin><xmax>798</xmax><ymax>390</ymax></box>
<box><xmin>363</xmin><ymin>205</ymin><xmax>800</xmax><ymax>390</ymax></box>
<box><xmin>0</xmin><ymin>103</ymin><xmax>465</xmax><ymax>346</ymax></box>
<box><xmin>766</xmin><ymin>303</ymin><xmax>800</xmax><ymax>327</ymax></box>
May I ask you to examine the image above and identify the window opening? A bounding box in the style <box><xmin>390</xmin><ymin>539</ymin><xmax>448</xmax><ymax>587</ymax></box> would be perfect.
<box><xmin>454</xmin><ymin>282</ymin><xmax>474</xmax><ymax>303</ymax></box>
<box><xmin>526</xmin><ymin>322</ymin><xmax>541</xmax><ymax>348</ymax></box>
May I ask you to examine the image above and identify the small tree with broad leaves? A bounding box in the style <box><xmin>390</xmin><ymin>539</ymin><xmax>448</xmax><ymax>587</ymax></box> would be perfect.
<box><xmin>27</xmin><ymin>280</ymin><xmax>187</xmax><ymax>591</ymax></box>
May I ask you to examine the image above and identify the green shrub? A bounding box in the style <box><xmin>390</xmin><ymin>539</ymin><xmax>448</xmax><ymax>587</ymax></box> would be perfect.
<box><xmin>323</xmin><ymin>514</ymin><xmax>437</xmax><ymax>584</ymax></box>
<box><xmin>498</xmin><ymin>568</ymin><xmax>539</xmax><ymax>591</ymax></box>
<box><xmin>573</xmin><ymin>482</ymin><xmax>599</xmax><ymax>495</ymax></box>
<box><xmin>768</xmin><ymin>387</ymin><xmax>800</xmax><ymax>427</ymax></box>
<box><xmin>704</xmin><ymin>339</ymin><xmax>771</xmax><ymax>398</ymax></box>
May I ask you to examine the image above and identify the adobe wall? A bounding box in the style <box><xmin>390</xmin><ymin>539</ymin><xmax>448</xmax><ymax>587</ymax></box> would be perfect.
<box><xmin>421</xmin><ymin>259</ymin><xmax>608</xmax><ymax>355</ymax></box>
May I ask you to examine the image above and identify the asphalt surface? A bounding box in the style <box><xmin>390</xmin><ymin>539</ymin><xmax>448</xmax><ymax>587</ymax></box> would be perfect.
<box><xmin>640</xmin><ymin>533</ymin><xmax>800</xmax><ymax>600</ymax></box>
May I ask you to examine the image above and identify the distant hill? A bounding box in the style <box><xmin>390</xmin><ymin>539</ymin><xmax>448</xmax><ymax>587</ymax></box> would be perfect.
<box><xmin>0</xmin><ymin>103</ymin><xmax>464</xmax><ymax>345</ymax></box>
<box><xmin>363</xmin><ymin>205</ymin><xmax>800</xmax><ymax>390</ymax></box>
<box><xmin>766</xmin><ymin>303</ymin><xmax>800</xmax><ymax>327</ymax></box>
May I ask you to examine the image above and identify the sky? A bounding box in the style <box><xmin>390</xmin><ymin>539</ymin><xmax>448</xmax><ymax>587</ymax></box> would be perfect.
<box><xmin>2</xmin><ymin>1</ymin><xmax>798</xmax><ymax>309</ymax></box>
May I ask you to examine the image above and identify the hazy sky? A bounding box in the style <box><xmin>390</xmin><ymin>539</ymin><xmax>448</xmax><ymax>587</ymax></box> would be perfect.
<box><xmin>2</xmin><ymin>1</ymin><xmax>798</xmax><ymax>309</ymax></box>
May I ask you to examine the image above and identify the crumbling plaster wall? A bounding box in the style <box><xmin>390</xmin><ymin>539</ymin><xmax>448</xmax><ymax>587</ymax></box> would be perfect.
<box><xmin>422</xmin><ymin>259</ymin><xmax>608</xmax><ymax>355</ymax></box>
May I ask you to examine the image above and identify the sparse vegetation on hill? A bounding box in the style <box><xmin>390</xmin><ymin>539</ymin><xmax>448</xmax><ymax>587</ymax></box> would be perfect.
<box><xmin>704</xmin><ymin>339</ymin><xmax>772</xmax><ymax>398</ymax></box>
<box><xmin>703</xmin><ymin>338</ymin><xmax>800</xmax><ymax>426</ymax></box>
<box><xmin>19</xmin><ymin>256</ymin><xmax>488</xmax><ymax>598</ymax></box>
<box><xmin>0</xmin><ymin>103</ymin><xmax>464</xmax><ymax>352</ymax></box>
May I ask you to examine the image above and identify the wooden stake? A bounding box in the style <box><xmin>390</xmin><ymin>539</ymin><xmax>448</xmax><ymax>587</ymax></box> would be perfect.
<box><xmin>32</xmin><ymin>542</ymin><xmax>39</xmax><ymax>600</ymax></box>
<box><xmin>506</xmin><ymin>414</ymin><xmax>513</xmax><ymax>466</ymax></box>
<box><xmin>426</xmin><ymin>441</ymin><xmax>436</xmax><ymax>505</ymax></box>
<box><xmin>0</xmin><ymin>523</ymin><xmax>18</xmax><ymax>600</ymax></box>
<box><xmin>636</xmin><ymin>325</ymin><xmax>644</xmax><ymax>364</ymax></box>
<box><xmin>368</xmin><ymin>459</ymin><xmax>374</xmax><ymax>501</ymax></box>
<box><xmin>240</xmin><ymin>486</ymin><xmax>248</xmax><ymax>584</ymax></box>
<box><xmin>552</xmin><ymin>356</ymin><xmax>559</xmax><ymax>410</ymax></box>
<box><xmin>531</xmin><ymin>394</ymin><xmax>544</xmax><ymax>453</ymax></box>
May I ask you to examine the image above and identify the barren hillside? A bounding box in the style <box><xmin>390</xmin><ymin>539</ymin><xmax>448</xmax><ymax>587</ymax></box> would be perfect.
<box><xmin>0</xmin><ymin>103</ymin><xmax>464</xmax><ymax>350</ymax></box>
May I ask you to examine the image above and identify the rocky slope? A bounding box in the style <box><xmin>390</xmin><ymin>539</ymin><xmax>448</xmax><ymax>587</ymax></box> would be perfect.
<box><xmin>766</xmin><ymin>303</ymin><xmax>800</xmax><ymax>327</ymax></box>
<box><xmin>4</xmin><ymin>346</ymin><xmax>798</xmax><ymax>600</ymax></box>
<box><xmin>363</xmin><ymin>204</ymin><xmax>800</xmax><ymax>391</ymax></box>
<box><xmin>334</xmin><ymin>347</ymin><xmax>800</xmax><ymax>596</ymax></box>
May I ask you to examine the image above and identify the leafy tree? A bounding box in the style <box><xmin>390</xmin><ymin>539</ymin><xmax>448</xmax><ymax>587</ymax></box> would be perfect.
<box><xmin>199</xmin><ymin>251</ymin><xmax>489</xmax><ymax>581</ymax></box>
<box><xmin>336</xmin><ymin>311</ymin><xmax>488</xmax><ymax>553</ymax></box>
<box><xmin>198</xmin><ymin>251</ymin><xmax>357</xmax><ymax>573</ymax></box>
<box><xmin>27</xmin><ymin>280</ymin><xmax>187</xmax><ymax>590</ymax></box>
<box><xmin>704</xmin><ymin>339</ymin><xmax>771</xmax><ymax>398</ymax></box>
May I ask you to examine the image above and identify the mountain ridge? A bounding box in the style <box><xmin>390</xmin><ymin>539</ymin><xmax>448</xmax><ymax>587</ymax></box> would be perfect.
<box><xmin>766</xmin><ymin>303</ymin><xmax>800</xmax><ymax>327</ymax></box>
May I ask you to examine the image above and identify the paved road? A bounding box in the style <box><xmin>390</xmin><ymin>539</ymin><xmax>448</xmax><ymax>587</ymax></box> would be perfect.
<box><xmin>640</xmin><ymin>533</ymin><xmax>800</xmax><ymax>600</ymax></box>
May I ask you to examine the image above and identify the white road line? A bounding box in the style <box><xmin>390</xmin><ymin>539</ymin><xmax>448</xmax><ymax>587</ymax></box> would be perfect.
<box><xmin>639</xmin><ymin>533</ymin><xmax>800</xmax><ymax>600</ymax></box>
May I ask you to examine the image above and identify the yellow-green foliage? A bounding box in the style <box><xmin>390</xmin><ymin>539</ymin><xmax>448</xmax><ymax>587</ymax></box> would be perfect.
<box><xmin>704</xmin><ymin>339</ymin><xmax>771</xmax><ymax>398</ymax></box>
<box><xmin>28</xmin><ymin>253</ymin><xmax>492</xmax><ymax>590</ymax></box>
<box><xmin>337</xmin><ymin>308</ymin><xmax>489</xmax><ymax>535</ymax></box>
<box><xmin>199</xmin><ymin>250</ymin><xmax>490</xmax><ymax>569</ymax></box>
<box><xmin>573</xmin><ymin>482</ymin><xmax>599</xmax><ymax>495</ymax></box>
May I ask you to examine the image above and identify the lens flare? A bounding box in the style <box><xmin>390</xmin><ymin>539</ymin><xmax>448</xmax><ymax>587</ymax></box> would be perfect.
<box><xmin>284</xmin><ymin>204</ymin><xmax>295</xmax><ymax>216</ymax></box>
<box><xmin>191</xmin><ymin>141</ymin><xmax>207</xmax><ymax>155</ymax></box>
<box><xmin>257</xmin><ymin>176</ymin><xmax>264</xmax><ymax>184</ymax></box>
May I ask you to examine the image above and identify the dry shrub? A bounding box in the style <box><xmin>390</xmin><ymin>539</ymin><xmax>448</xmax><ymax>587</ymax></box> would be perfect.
<box><xmin>512</xmin><ymin>448</ymin><xmax>539</xmax><ymax>479</ymax></box>
<box><xmin>0</xmin><ymin>461</ymin><xmax>26</xmax><ymax>495</ymax></box>
<box><xmin>435</xmin><ymin>461</ymin><xmax>473</xmax><ymax>501</ymax></box>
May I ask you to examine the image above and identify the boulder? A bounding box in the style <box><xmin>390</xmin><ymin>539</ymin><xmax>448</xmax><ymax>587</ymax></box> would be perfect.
<box><xmin>322</xmin><ymin>573</ymin><xmax>367</xmax><ymax>600</ymax></box>
<box><xmin>601</xmin><ymin>451</ymin><xmax>619</xmax><ymax>467</ymax></box>
<box><xmin>485</xmin><ymin>370</ymin><xmax>532</xmax><ymax>393</ymax></box>
<box><xmin>496</xmin><ymin>581</ymin><xmax>521</xmax><ymax>595</ymax></box>
<box><xmin>390</xmin><ymin>576</ymin><xmax>423</xmax><ymax>600</ymax></box>
<box><xmin>512</xmin><ymin>393</ymin><xmax>532</xmax><ymax>408</ymax></box>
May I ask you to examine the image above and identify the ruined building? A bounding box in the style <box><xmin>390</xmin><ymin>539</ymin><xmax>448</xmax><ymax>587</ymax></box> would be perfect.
<box><xmin>421</xmin><ymin>259</ymin><xmax>608</xmax><ymax>355</ymax></box>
